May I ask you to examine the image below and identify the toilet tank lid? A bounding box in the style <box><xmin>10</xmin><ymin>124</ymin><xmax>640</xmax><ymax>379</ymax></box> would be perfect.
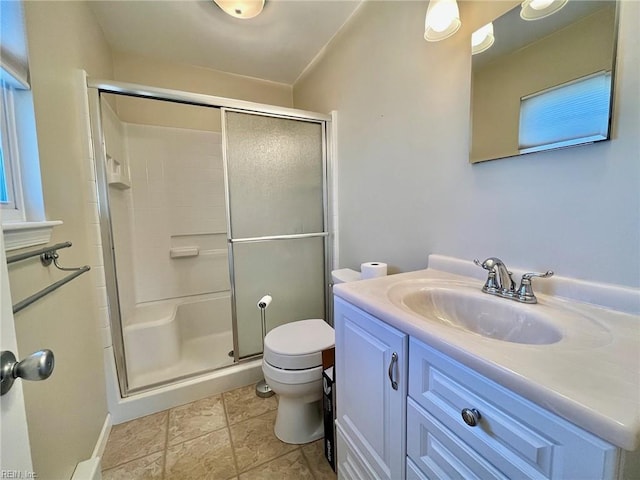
<box><xmin>332</xmin><ymin>268</ymin><xmax>361</xmax><ymax>284</ymax></box>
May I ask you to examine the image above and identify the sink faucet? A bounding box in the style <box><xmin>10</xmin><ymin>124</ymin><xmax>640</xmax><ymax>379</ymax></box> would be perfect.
<box><xmin>474</xmin><ymin>257</ymin><xmax>553</xmax><ymax>304</ymax></box>
<box><xmin>474</xmin><ymin>257</ymin><xmax>515</xmax><ymax>295</ymax></box>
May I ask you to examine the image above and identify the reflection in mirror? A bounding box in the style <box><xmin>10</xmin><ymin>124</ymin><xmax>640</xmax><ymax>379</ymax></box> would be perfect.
<box><xmin>470</xmin><ymin>0</ymin><xmax>618</xmax><ymax>163</ymax></box>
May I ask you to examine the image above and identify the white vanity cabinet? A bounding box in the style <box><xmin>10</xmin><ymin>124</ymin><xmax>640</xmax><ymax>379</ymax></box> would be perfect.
<box><xmin>334</xmin><ymin>297</ymin><xmax>408</xmax><ymax>480</ymax></box>
<box><xmin>334</xmin><ymin>297</ymin><xmax>627</xmax><ymax>480</ymax></box>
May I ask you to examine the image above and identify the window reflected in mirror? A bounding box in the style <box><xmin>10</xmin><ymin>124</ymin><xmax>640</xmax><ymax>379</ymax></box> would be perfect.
<box><xmin>470</xmin><ymin>0</ymin><xmax>618</xmax><ymax>163</ymax></box>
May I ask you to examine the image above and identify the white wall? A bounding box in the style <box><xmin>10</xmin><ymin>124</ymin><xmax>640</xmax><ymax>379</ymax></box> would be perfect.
<box><xmin>112</xmin><ymin>50</ymin><xmax>293</xmax><ymax>132</ymax></box>
<box><xmin>13</xmin><ymin>2</ymin><xmax>112</xmax><ymax>478</ymax></box>
<box><xmin>293</xmin><ymin>0</ymin><xmax>640</xmax><ymax>288</ymax></box>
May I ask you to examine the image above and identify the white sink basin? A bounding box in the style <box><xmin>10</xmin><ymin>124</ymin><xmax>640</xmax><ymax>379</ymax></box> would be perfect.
<box><xmin>394</xmin><ymin>286</ymin><xmax>562</xmax><ymax>344</ymax></box>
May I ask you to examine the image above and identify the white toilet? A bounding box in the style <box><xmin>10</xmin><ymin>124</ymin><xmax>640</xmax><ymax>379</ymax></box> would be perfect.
<box><xmin>261</xmin><ymin>269</ymin><xmax>360</xmax><ymax>444</ymax></box>
<box><xmin>262</xmin><ymin>318</ymin><xmax>335</xmax><ymax>444</ymax></box>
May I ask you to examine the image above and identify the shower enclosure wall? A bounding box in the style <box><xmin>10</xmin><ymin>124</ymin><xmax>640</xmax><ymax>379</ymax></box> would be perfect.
<box><xmin>88</xmin><ymin>81</ymin><xmax>332</xmax><ymax>399</ymax></box>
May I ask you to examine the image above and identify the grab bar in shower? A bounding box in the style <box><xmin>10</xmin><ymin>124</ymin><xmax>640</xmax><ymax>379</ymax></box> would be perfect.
<box><xmin>8</xmin><ymin>241</ymin><xmax>91</xmax><ymax>314</ymax></box>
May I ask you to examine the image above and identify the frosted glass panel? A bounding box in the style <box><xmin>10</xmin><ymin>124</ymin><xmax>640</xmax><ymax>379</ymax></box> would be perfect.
<box><xmin>233</xmin><ymin>238</ymin><xmax>326</xmax><ymax>358</ymax></box>
<box><xmin>225</xmin><ymin>111</ymin><xmax>324</xmax><ymax>238</ymax></box>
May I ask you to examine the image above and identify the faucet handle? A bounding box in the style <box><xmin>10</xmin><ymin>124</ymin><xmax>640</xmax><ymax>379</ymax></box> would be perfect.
<box><xmin>516</xmin><ymin>271</ymin><xmax>554</xmax><ymax>303</ymax></box>
<box><xmin>474</xmin><ymin>258</ymin><xmax>485</xmax><ymax>269</ymax></box>
<box><xmin>474</xmin><ymin>259</ymin><xmax>500</xmax><ymax>293</ymax></box>
<box><xmin>522</xmin><ymin>271</ymin><xmax>554</xmax><ymax>281</ymax></box>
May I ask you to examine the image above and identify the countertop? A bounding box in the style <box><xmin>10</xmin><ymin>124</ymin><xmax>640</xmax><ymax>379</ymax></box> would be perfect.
<box><xmin>333</xmin><ymin>266</ymin><xmax>640</xmax><ymax>451</ymax></box>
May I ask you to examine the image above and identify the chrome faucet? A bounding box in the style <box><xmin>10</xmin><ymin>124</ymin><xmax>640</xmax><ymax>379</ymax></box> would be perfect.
<box><xmin>474</xmin><ymin>257</ymin><xmax>553</xmax><ymax>304</ymax></box>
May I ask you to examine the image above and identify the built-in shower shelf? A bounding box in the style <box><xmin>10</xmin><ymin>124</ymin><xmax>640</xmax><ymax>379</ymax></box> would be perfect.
<box><xmin>106</xmin><ymin>154</ymin><xmax>131</xmax><ymax>189</ymax></box>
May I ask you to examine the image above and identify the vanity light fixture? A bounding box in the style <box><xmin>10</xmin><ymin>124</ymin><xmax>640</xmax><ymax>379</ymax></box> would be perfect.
<box><xmin>213</xmin><ymin>0</ymin><xmax>264</xmax><ymax>19</ymax></box>
<box><xmin>520</xmin><ymin>0</ymin><xmax>568</xmax><ymax>21</ymax></box>
<box><xmin>471</xmin><ymin>22</ymin><xmax>495</xmax><ymax>55</ymax></box>
<box><xmin>424</xmin><ymin>0</ymin><xmax>461</xmax><ymax>42</ymax></box>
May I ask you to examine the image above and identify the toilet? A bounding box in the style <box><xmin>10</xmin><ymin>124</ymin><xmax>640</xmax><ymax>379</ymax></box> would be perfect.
<box><xmin>262</xmin><ymin>318</ymin><xmax>334</xmax><ymax>444</ymax></box>
<box><xmin>262</xmin><ymin>268</ymin><xmax>360</xmax><ymax>444</ymax></box>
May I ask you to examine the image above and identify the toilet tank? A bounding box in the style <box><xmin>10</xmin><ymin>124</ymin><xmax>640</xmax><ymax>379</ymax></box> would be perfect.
<box><xmin>331</xmin><ymin>268</ymin><xmax>361</xmax><ymax>285</ymax></box>
<box><xmin>329</xmin><ymin>269</ymin><xmax>360</xmax><ymax>327</ymax></box>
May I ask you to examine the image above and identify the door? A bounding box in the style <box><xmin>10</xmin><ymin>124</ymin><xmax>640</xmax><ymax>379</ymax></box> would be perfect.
<box><xmin>334</xmin><ymin>297</ymin><xmax>408</xmax><ymax>480</ymax></box>
<box><xmin>222</xmin><ymin>109</ymin><xmax>328</xmax><ymax>359</ymax></box>
<box><xmin>0</xmin><ymin>230</ymin><xmax>33</xmax><ymax>473</ymax></box>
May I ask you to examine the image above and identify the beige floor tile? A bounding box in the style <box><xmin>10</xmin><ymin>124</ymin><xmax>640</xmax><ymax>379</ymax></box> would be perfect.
<box><xmin>101</xmin><ymin>451</ymin><xmax>164</xmax><ymax>480</ymax></box>
<box><xmin>301</xmin><ymin>439</ymin><xmax>337</xmax><ymax>480</ymax></box>
<box><xmin>238</xmin><ymin>450</ymin><xmax>314</xmax><ymax>480</ymax></box>
<box><xmin>165</xmin><ymin>428</ymin><xmax>236</xmax><ymax>480</ymax></box>
<box><xmin>168</xmin><ymin>394</ymin><xmax>227</xmax><ymax>446</ymax></box>
<box><xmin>223</xmin><ymin>384</ymin><xmax>278</xmax><ymax>425</ymax></box>
<box><xmin>230</xmin><ymin>410</ymin><xmax>297</xmax><ymax>472</ymax></box>
<box><xmin>102</xmin><ymin>411</ymin><xmax>168</xmax><ymax>470</ymax></box>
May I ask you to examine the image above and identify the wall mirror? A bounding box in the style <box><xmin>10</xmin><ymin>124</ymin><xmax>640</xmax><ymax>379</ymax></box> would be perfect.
<box><xmin>470</xmin><ymin>0</ymin><xmax>619</xmax><ymax>163</ymax></box>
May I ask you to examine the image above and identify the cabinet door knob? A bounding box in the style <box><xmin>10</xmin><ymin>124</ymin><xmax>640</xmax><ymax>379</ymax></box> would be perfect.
<box><xmin>388</xmin><ymin>352</ymin><xmax>398</xmax><ymax>390</ymax></box>
<box><xmin>461</xmin><ymin>408</ymin><xmax>481</xmax><ymax>427</ymax></box>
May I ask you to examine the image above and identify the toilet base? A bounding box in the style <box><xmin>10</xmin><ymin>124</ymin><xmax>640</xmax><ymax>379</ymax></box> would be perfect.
<box><xmin>274</xmin><ymin>396</ymin><xmax>324</xmax><ymax>444</ymax></box>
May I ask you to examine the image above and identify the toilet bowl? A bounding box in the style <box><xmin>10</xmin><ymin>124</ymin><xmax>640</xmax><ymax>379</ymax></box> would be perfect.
<box><xmin>262</xmin><ymin>318</ymin><xmax>335</xmax><ymax>444</ymax></box>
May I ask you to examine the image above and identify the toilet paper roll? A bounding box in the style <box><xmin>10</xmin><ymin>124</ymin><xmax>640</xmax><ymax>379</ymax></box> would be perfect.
<box><xmin>361</xmin><ymin>262</ymin><xmax>388</xmax><ymax>280</ymax></box>
<box><xmin>257</xmin><ymin>295</ymin><xmax>272</xmax><ymax>309</ymax></box>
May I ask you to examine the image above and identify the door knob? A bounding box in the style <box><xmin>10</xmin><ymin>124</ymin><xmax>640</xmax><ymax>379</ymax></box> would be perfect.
<box><xmin>1</xmin><ymin>349</ymin><xmax>55</xmax><ymax>395</ymax></box>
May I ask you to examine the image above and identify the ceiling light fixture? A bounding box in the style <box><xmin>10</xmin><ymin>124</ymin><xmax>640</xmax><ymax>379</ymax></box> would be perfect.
<box><xmin>520</xmin><ymin>0</ymin><xmax>568</xmax><ymax>21</ymax></box>
<box><xmin>424</xmin><ymin>0</ymin><xmax>461</xmax><ymax>42</ymax></box>
<box><xmin>471</xmin><ymin>22</ymin><xmax>495</xmax><ymax>55</ymax></box>
<box><xmin>213</xmin><ymin>0</ymin><xmax>265</xmax><ymax>19</ymax></box>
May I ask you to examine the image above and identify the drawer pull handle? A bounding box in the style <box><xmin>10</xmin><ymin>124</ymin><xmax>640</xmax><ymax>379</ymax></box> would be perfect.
<box><xmin>461</xmin><ymin>408</ymin><xmax>481</xmax><ymax>427</ymax></box>
<box><xmin>388</xmin><ymin>352</ymin><xmax>398</xmax><ymax>390</ymax></box>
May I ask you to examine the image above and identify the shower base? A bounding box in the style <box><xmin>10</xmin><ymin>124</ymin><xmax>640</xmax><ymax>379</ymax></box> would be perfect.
<box><xmin>127</xmin><ymin>330</ymin><xmax>234</xmax><ymax>390</ymax></box>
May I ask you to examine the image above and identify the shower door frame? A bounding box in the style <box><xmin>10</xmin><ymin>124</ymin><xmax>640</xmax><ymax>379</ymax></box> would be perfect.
<box><xmin>87</xmin><ymin>79</ymin><xmax>333</xmax><ymax>398</ymax></box>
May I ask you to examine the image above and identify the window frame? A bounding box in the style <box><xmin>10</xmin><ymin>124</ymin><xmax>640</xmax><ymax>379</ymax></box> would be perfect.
<box><xmin>1</xmin><ymin>80</ymin><xmax>26</xmax><ymax>222</ymax></box>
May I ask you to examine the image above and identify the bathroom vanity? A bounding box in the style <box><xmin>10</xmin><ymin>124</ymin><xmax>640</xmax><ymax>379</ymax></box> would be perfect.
<box><xmin>333</xmin><ymin>256</ymin><xmax>640</xmax><ymax>480</ymax></box>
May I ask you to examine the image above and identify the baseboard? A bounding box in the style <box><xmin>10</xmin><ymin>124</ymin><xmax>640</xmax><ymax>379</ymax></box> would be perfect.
<box><xmin>91</xmin><ymin>413</ymin><xmax>112</xmax><ymax>459</ymax></box>
<box><xmin>71</xmin><ymin>458</ymin><xmax>101</xmax><ymax>480</ymax></box>
<box><xmin>71</xmin><ymin>413</ymin><xmax>111</xmax><ymax>480</ymax></box>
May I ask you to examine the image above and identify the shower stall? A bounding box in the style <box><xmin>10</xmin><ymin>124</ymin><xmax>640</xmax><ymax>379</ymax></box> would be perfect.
<box><xmin>87</xmin><ymin>80</ymin><xmax>332</xmax><ymax>401</ymax></box>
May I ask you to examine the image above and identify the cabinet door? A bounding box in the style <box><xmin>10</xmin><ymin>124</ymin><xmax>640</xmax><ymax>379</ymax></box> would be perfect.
<box><xmin>334</xmin><ymin>297</ymin><xmax>408</xmax><ymax>480</ymax></box>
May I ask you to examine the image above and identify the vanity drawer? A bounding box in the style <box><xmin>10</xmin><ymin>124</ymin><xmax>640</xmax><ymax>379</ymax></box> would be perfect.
<box><xmin>408</xmin><ymin>339</ymin><xmax>617</xmax><ymax>480</ymax></box>
<box><xmin>407</xmin><ymin>398</ymin><xmax>508</xmax><ymax>480</ymax></box>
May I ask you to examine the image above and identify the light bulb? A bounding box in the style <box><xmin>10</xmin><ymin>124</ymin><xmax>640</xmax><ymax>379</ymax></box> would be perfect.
<box><xmin>424</xmin><ymin>0</ymin><xmax>461</xmax><ymax>42</ymax></box>
<box><xmin>471</xmin><ymin>22</ymin><xmax>495</xmax><ymax>55</ymax></box>
<box><xmin>213</xmin><ymin>0</ymin><xmax>264</xmax><ymax>19</ymax></box>
<box><xmin>520</xmin><ymin>0</ymin><xmax>568</xmax><ymax>21</ymax></box>
<box><xmin>429</xmin><ymin>2</ymin><xmax>457</xmax><ymax>32</ymax></box>
<box><xmin>529</xmin><ymin>0</ymin><xmax>554</xmax><ymax>10</ymax></box>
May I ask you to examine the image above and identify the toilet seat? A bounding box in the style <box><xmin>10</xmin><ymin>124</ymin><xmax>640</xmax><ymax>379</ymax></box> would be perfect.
<box><xmin>264</xmin><ymin>319</ymin><xmax>335</xmax><ymax>370</ymax></box>
<box><xmin>263</xmin><ymin>361</ymin><xmax>323</xmax><ymax>385</ymax></box>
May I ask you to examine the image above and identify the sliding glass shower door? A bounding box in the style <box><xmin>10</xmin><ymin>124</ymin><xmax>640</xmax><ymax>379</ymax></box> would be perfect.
<box><xmin>223</xmin><ymin>110</ymin><xmax>328</xmax><ymax>359</ymax></box>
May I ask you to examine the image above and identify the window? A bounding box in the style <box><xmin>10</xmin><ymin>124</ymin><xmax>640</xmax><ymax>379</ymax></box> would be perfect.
<box><xmin>518</xmin><ymin>71</ymin><xmax>612</xmax><ymax>155</ymax></box>
<box><xmin>1</xmin><ymin>79</ymin><xmax>25</xmax><ymax>222</ymax></box>
<box><xmin>0</xmin><ymin>69</ymin><xmax>60</xmax><ymax>250</ymax></box>
<box><xmin>0</xmin><ymin>0</ymin><xmax>60</xmax><ymax>250</ymax></box>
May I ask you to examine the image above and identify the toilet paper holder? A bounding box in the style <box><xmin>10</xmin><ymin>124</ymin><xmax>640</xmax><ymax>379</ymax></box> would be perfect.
<box><xmin>256</xmin><ymin>295</ymin><xmax>275</xmax><ymax>398</ymax></box>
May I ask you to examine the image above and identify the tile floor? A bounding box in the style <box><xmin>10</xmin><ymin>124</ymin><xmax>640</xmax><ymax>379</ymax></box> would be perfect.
<box><xmin>101</xmin><ymin>384</ymin><xmax>337</xmax><ymax>479</ymax></box>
